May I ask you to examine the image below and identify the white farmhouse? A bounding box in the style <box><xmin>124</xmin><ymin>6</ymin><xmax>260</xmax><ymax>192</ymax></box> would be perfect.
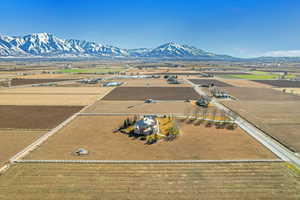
<box><xmin>134</xmin><ymin>115</ymin><xmax>158</xmax><ymax>135</ymax></box>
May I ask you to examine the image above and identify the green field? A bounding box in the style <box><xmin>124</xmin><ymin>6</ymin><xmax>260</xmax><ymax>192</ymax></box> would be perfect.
<box><xmin>58</xmin><ymin>67</ymin><xmax>124</xmax><ymax>74</ymax></box>
<box><xmin>218</xmin><ymin>71</ymin><xmax>296</xmax><ymax>80</ymax></box>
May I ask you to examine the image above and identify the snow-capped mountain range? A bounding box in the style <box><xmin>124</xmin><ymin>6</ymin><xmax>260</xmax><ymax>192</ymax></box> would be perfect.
<box><xmin>0</xmin><ymin>33</ymin><xmax>231</xmax><ymax>59</ymax></box>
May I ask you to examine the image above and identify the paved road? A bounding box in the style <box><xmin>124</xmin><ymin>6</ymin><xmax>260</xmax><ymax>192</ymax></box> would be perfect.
<box><xmin>186</xmin><ymin>79</ymin><xmax>300</xmax><ymax>168</ymax></box>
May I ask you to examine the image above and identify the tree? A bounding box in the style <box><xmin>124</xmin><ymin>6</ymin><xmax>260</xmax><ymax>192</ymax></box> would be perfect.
<box><xmin>212</xmin><ymin>108</ymin><xmax>217</xmax><ymax>121</ymax></box>
<box><xmin>123</xmin><ymin>119</ymin><xmax>128</xmax><ymax>129</ymax></box>
<box><xmin>202</xmin><ymin>108</ymin><xmax>208</xmax><ymax>120</ymax></box>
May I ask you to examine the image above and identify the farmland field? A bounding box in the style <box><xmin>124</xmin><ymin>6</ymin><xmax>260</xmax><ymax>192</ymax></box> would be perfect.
<box><xmin>219</xmin><ymin>74</ymin><xmax>280</xmax><ymax>80</ymax></box>
<box><xmin>253</xmin><ymin>80</ymin><xmax>300</xmax><ymax>87</ymax></box>
<box><xmin>217</xmin><ymin>71</ymin><xmax>296</xmax><ymax>80</ymax></box>
<box><xmin>0</xmin><ymin>130</ymin><xmax>45</xmax><ymax>167</ymax></box>
<box><xmin>102</xmin><ymin>87</ymin><xmax>201</xmax><ymax>100</ymax></box>
<box><xmin>188</xmin><ymin>79</ymin><xmax>233</xmax><ymax>87</ymax></box>
<box><xmin>147</xmin><ymin>72</ymin><xmax>209</xmax><ymax>75</ymax></box>
<box><xmin>222</xmin><ymin>87</ymin><xmax>300</xmax><ymax>101</ymax></box>
<box><xmin>120</xmin><ymin>78</ymin><xmax>191</xmax><ymax>87</ymax></box>
<box><xmin>0</xmin><ymin>105</ymin><xmax>82</xmax><ymax>129</ymax></box>
<box><xmin>222</xmin><ymin>100</ymin><xmax>300</xmax><ymax>152</ymax></box>
<box><xmin>274</xmin><ymin>87</ymin><xmax>300</xmax><ymax>95</ymax></box>
<box><xmin>204</xmin><ymin>72</ymin><xmax>251</xmax><ymax>75</ymax></box>
<box><xmin>220</xmin><ymin>79</ymin><xmax>272</xmax><ymax>88</ymax></box>
<box><xmin>0</xmin><ymin>87</ymin><xmax>112</xmax><ymax>95</ymax></box>
<box><xmin>10</xmin><ymin>78</ymin><xmax>75</xmax><ymax>86</ymax></box>
<box><xmin>0</xmin><ymin>162</ymin><xmax>298</xmax><ymax>200</ymax></box>
<box><xmin>0</xmin><ymin>94</ymin><xmax>101</xmax><ymax>106</ymax></box>
<box><xmin>26</xmin><ymin>115</ymin><xmax>275</xmax><ymax>160</ymax></box>
<box><xmin>58</xmin><ymin>67</ymin><xmax>124</xmax><ymax>74</ymax></box>
<box><xmin>15</xmin><ymin>73</ymin><xmax>87</xmax><ymax>79</ymax></box>
<box><xmin>0</xmin><ymin>61</ymin><xmax>299</xmax><ymax>199</ymax></box>
<box><xmin>84</xmin><ymin>100</ymin><xmax>201</xmax><ymax>114</ymax></box>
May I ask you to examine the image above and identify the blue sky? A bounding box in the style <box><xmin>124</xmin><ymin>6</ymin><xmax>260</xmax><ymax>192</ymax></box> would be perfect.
<box><xmin>1</xmin><ymin>0</ymin><xmax>300</xmax><ymax>57</ymax></box>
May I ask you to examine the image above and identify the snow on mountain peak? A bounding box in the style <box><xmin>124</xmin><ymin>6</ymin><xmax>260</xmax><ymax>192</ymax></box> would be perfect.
<box><xmin>0</xmin><ymin>33</ymin><xmax>230</xmax><ymax>59</ymax></box>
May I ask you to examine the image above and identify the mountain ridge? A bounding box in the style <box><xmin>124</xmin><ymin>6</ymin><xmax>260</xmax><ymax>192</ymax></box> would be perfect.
<box><xmin>0</xmin><ymin>33</ymin><xmax>232</xmax><ymax>59</ymax></box>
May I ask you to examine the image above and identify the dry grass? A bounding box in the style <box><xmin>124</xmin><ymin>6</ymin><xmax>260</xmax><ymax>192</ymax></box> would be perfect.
<box><xmin>223</xmin><ymin>100</ymin><xmax>300</xmax><ymax>152</ymax></box>
<box><xmin>274</xmin><ymin>87</ymin><xmax>300</xmax><ymax>95</ymax></box>
<box><xmin>188</xmin><ymin>79</ymin><xmax>233</xmax><ymax>87</ymax></box>
<box><xmin>26</xmin><ymin>115</ymin><xmax>275</xmax><ymax>160</ymax></box>
<box><xmin>0</xmin><ymin>130</ymin><xmax>45</xmax><ymax>166</ymax></box>
<box><xmin>119</xmin><ymin>78</ymin><xmax>191</xmax><ymax>87</ymax></box>
<box><xmin>220</xmin><ymin>79</ymin><xmax>272</xmax><ymax>88</ymax></box>
<box><xmin>222</xmin><ymin>87</ymin><xmax>300</xmax><ymax>101</ymax></box>
<box><xmin>84</xmin><ymin>100</ymin><xmax>201</xmax><ymax>114</ymax></box>
<box><xmin>102</xmin><ymin>87</ymin><xmax>201</xmax><ymax>101</ymax></box>
<box><xmin>0</xmin><ymin>87</ymin><xmax>112</xmax><ymax>95</ymax></box>
<box><xmin>15</xmin><ymin>73</ymin><xmax>85</xmax><ymax>79</ymax></box>
<box><xmin>0</xmin><ymin>94</ymin><xmax>100</xmax><ymax>106</ymax></box>
<box><xmin>0</xmin><ymin>162</ymin><xmax>298</xmax><ymax>200</ymax></box>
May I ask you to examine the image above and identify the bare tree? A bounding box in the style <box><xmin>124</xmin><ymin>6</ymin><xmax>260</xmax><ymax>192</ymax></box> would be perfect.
<box><xmin>212</xmin><ymin>108</ymin><xmax>217</xmax><ymax>121</ymax></box>
<box><xmin>184</xmin><ymin>107</ymin><xmax>192</xmax><ymax>122</ymax></box>
<box><xmin>202</xmin><ymin>107</ymin><xmax>208</xmax><ymax>121</ymax></box>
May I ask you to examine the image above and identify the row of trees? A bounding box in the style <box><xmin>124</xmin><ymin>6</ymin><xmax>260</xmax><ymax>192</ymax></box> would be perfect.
<box><xmin>184</xmin><ymin>107</ymin><xmax>235</xmax><ymax>122</ymax></box>
<box><xmin>182</xmin><ymin>107</ymin><xmax>238</xmax><ymax>130</ymax></box>
<box><xmin>119</xmin><ymin>115</ymin><xmax>138</xmax><ymax>130</ymax></box>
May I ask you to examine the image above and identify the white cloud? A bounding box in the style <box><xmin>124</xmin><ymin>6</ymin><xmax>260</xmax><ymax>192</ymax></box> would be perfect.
<box><xmin>262</xmin><ymin>50</ymin><xmax>300</xmax><ymax>57</ymax></box>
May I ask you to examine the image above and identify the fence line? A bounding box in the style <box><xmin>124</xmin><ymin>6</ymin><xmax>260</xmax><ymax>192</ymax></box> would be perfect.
<box><xmin>16</xmin><ymin>159</ymin><xmax>283</xmax><ymax>164</ymax></box>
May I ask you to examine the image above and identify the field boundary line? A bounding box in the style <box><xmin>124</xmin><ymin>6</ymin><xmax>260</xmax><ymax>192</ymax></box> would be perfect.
<box><xmin>9</xmin><ymin>111</ymin><xmax>81</xmax><ymax>163</ymax></box>
<box><xmin>0</xmin><ymin>164</ymin><xmax>10</xmax><ymax>174</ymax></box>
<box><xmin>186</xmin><ymin>78</ymin><xmax>300</xmax><ymax>169</ymax></box>
<box><xmin>78</xmin><ymin>87</ymin><xmax>114</xmax><ymax>113</ymax></box>
<box><xmin>0</xmin><ymin>93</ymin><xmax>103</xmax><ymax>95</ymax></box>
<box><xmin>16</xmin><ymin>159</ymin><xmax>283</xmax><ymax>164</ymax></box>
<box><xmin>8</xmin><ymin>79</ymin><xmax>81</xmax><ymax>89</ymax></box>
<box><xmin>78</xmin><ymin>113</ymin><xmax>232</xmax><ymax>123</ymax></box>
<box><xmin>8</xmin><ymin>87</ymin><xmax>113</xmax><ymax>164</ymax></box>
<box><xmin>79</xmin><ymin>113</ymin><xmax>186</xmax><ymax>116</ymax></box>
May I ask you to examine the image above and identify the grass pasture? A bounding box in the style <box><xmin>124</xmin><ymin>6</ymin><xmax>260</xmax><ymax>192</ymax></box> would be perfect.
<box><xmin>58</xmin><ymin>67</ymin><xmax>124</xmax><ymax>74</ymax></box>
<box><xmin>25</xmin><ymin>115</ymin><xmax>275</xmax><ymax>160</ymax></box>
<box><xmin>0</xmin><ymin>162</ymin><xmax>298</xmax><ymax>200</ymax></box>
<box><xmin>222</xmin><ymin>87</ymin><xmax>300</xmax><ymax>101</ymax></box>
<box><xmin>217</xmin><ymin>71</ymin><xmax>296</xmax><ymax>80</ymax></box>
<box><xmin>83</xmin><ymin>100</ymin><xmax>200</xmax><ymax>114</ymax></box>
<box><xmin>0</xmin><ymin>94</ymin><xmax>100</xmax><ymax>106</ymax></box>
<box><xmin>0</xmin><ymin>130</ymin><xmax>45</xmax><ymax>167</ymax></box>
<box><xmin>223</xmin><ymin>100</ymin><xmax>300</xmax><ymax>152</ymax></box>
<box><xmin>102</xmin><ymin>87</ymin><xmax>201</xmax><ymax>100</ymax></box>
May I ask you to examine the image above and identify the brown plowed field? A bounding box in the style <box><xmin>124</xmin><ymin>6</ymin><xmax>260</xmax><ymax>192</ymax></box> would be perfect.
<box><xmin>0</xmin><ymin>94</ymin><xmax>100</xmax><ymax>106</ymax></box>
<box><xmin>147</xmin><ymin>72</ymin><xmax>207</xmax><ymax>75</ymax></box>
<box><xmin>0</xmin><ymin>87</ymin><xmax>111</xmax><ymax>95</ymax></box>
<box><xmin>15</xmin><ymin>74</ymin><xmax>86</xmax><ymax>79</ymax></box>
<box><xmin>0</xmin><ymin>105</ymin><xmax>82</xmax><ymax>129</ymax></box>
<box><xmin>0</xmin><ymin>130</ymin><xmax>45</xmax><ymax>167</ymax></box>
<box><xmin>26</xmin><ymin>115</ymin><xmax>275</xmax><ymax>160</ymax></box>
<box><xmin>188</xmin><ymin>79</ymin><xmax>233</xmax><ymax>87</ymax></box>
<box><xmin>11</xmin><ymin>78</ymin><xmax>75</xmax><ymax>86</ymax></box>
<box><xmin>206</xmin><ymin>72</ymin><xmax>251</xmax><ymax>75</ymax></box>
<box><xmin>223</xmin><ymin>100</ymin><xmax>300</xmax><ymax>152</ymax></box>
<box><xmin>222</xmin><ymin>87</ymin><xmax>300</xmax><ymax>101</ymax></box>
<box><xmin>148</xmin><ymin>72</ymin><xmax>250</xmax><ymax>75</ymax></box>
<box><xmin>119</xmin><ymin>78</ymin><xmax>190</xmax><ymax>87</ymax></box>
<box><xmin>220</xmin><ymin>79</ymin><xmax>272</xmax><ymax>88</ymax></box>
<box><xmin>253</xmin><ymin>80</ymin><xmax>300</xmax><ymax>88</ymax></box>
<box><xmin>1</xmin><ymin>162</ymin><xmax>298</xmax><ymax>200</ymax></box>
<box><xmin>84</xmin><ymin>100</ymin><xmax>201</xmax><ymax>114</ymax></box>
<box><xmin>102</xmin><ymin>87</ymin><xmax>201</xmax><ymax>100</ymax></box>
